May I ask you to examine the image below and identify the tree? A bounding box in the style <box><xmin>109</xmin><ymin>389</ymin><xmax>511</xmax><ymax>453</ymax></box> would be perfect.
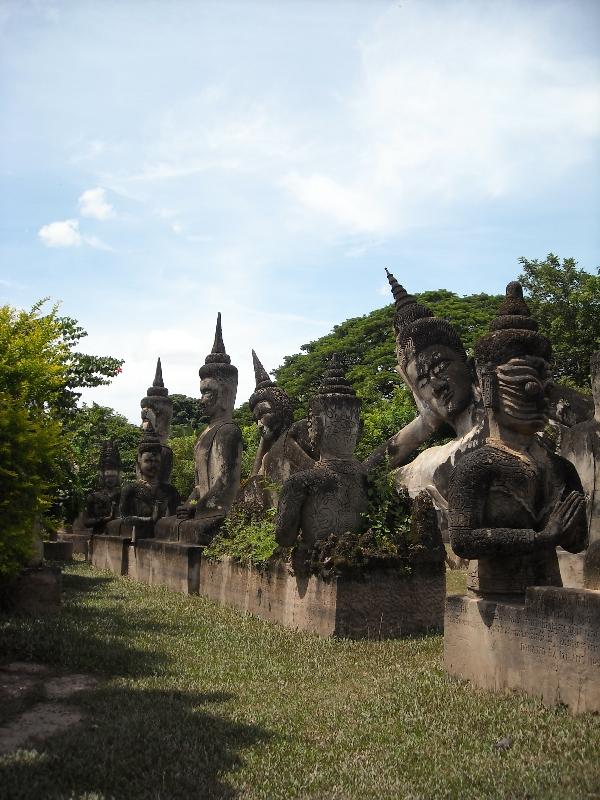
<box><xmin>170</xmin><ymin>393</ymin><xmax>205</xmax><ymax>436</ymax></box>
<box><xmin>518</xmin><ymin>254</ymin><xmax>600</xmax><ymax>392</ymax></box>
<box><xmin>0</xmin><ymin>300</ymin><xmax>123</xmax><ymax>575</ymax></box>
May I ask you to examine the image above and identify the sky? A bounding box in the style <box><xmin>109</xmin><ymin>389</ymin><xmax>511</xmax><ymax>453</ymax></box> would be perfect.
<box><xmin>1</xmin><ymin>0</ymin><xmax>599</xmax><ymax>422</ymax></box>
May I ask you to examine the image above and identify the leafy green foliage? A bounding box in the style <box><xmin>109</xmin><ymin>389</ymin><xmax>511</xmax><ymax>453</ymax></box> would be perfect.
<box><xmin>204</xmin><ymin>505</ymin><xmax>278</xmax><ymax>566</ymax></box>
<box><xmin>168</xmin><ymin>434</ymin><xmax>197</xmax><ymax>500</ymax></box>
<box><xmin>240</xmin><ymin>423</ymin><xmax>260</xmax><ymax>481</ymax></box>
<box><xmin>518</xmin><ymin>253</ymin><xmax>600</xmax><ymax>391</ymax></box>
<box><xmin>170</xmin><ymin>393</ymin><xmax>204</xmax><ymax>435</ymax></box>
<box><xmin>354</xmin><ymin>385</ymin><xmax>417</xmax><ymax>461</ymax></box>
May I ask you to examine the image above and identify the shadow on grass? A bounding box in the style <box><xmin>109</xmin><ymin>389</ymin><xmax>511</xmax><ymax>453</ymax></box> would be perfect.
<box><xmin>0</xmin><ymin>685</ymin><xmax>272</xmax><ymax>799</ymax></box>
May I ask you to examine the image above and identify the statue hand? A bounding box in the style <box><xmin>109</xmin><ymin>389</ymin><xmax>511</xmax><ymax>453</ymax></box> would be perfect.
<box><xmin>536</xmin><ymin>491</ymin><xmax>585</xmax><ymax>547</ymax></box>
<box><xmin>176</xmin><ymin>503</ymin><xmax>194</xmax><ymax>520</ymax></box>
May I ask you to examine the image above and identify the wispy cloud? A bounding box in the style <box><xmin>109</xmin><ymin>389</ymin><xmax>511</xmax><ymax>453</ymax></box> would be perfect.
<box><xmin>78</xmin><ymin>187</ymin><xmax>115</xmax><ymax>220</ymax></box>
<box><xmin>38</xmin><ymin>219</ymin><xmax>82</xmax><ymax>247</ymax></box>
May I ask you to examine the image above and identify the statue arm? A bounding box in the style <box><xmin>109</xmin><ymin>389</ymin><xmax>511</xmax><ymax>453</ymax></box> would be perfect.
<box><xmin>363</xmin><ymin>414</ymin><xmax>439</xmax><ymax>471</ymax></box>
<box><xmin>275</xmin><ymin>472</ymin><xmax>308</xmax><ymax>547</ymax></box>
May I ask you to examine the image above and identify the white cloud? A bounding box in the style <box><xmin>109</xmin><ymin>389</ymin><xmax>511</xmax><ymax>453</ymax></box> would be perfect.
<box><xmin>78</xmin><ymin>187</ymin><xmax>115</xmax><ymax>220</ymax></box>
<box><xmin>38</xmin><ymin>219</ymin><xmax>82</xmax><ymax>247</ymax></box>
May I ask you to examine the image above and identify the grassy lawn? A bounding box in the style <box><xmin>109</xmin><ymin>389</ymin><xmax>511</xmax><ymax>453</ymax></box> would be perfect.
<box><xmin>1</xmin><ymin>562</ymin><xmax>599</xmax><ymax>800</ymax></box>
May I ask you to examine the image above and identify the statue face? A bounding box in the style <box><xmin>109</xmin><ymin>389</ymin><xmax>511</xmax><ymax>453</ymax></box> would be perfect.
<box><xmin>405</xmin><ymin>344</ymin><xmax>473</xmax><ymax>422</ymax></box>
<box><xmin>253</xmin><ymin>400</ymin><xmax>281</xmax><ymax>443</ymax></box>
<box><xmin>138</xmin><ymin>450</ymin><xmax>161</xmax><ymax>481</ymax></box>
<box><xmin>199</xmin><ymin>377</ymin><xmax>222</xmax><ymax>420</ymax></box>
<box><xmin>495</xmin><ymin>356</ymin><xmax>550</xmax><ymax>435</ymax></box>
<box><xmin>103</xmin><ymin>468</ymin><xmax>120</xmax><ymax>489</ymax></box>
<box><xmin>309</xmin><ymin>398</ymin><xmax>360</xmax><ymax>459</ymax></box>
<box><xmin>141</xmin><ymin>405</ymin><xmax>157</xmax><ymax>433</ymax></box>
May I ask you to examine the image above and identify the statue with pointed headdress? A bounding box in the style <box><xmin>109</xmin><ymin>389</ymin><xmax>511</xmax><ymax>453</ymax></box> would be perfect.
<box><xmin>81</xmin><ymin>440</ymin><xmax>122</xmax><ymax>533</ymax></box>
<box><xmin>154</xmin><ymin>314</ymin><xmax>243</xmax><ymax>544</ymax></box>
<box><xmin>140</xmin><ymin>357</ymin><xmax>174</xmax><ymax>483</ymax></box>
<box><xmin>246</xmin><ymin>350</ymin><xmax>314</xmax><ymax>496</ymax></box>
<box><xmin>106</xmin><ymin>422</ymin><xmax>180</xmax><ymax>539</ymax></box>
<box><xmin>275</xmin><ymin>354</ymin><xmax>368</xmax><ymax>550</ymax></box>
<box><xmin>448</xmin><ymin>282</ymin><xmax>587</xmax><ymax>597</ymax></box>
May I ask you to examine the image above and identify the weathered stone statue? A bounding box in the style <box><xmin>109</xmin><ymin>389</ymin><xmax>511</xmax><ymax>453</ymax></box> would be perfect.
<box><xmin>154</xmin><ymin>314</ymin><xmax>242</xmax><ymax>544</ymax></box>
<box><xmin>140</xmin><ymin>357</ymin><xmax>173</xmax><ymax>483</ymax></box>
<box><xmin>365</xmin><ymin>269</ymin><xmax>485</xmax><ymax>531</ymax></box>
<box><xmin>561</xmin><ymin>350</ymin><xmax>600</xmax><ymax>546</ymax></box>
<box><xmin>275</xmin><ymin>355</ymin><xmax>368</xmax><ymax>551</ymax></box>
<box><xmin>448</xmin><ymin>282</ymin><xmax>587</xmax><ymax>597</ymax></box>
<box><xmin>247</xmin><ymin>350</ymin><xmax>314</xmax><ymax>489</ymax></box>
<box><xmin>106</xmin><ymin>424</ymin><xmax>179</xmax><ymax>539</ymax></box>
<box><xmin>81</xmin><ymin>440</ymin><xmax>122</xmax><ymax>533</ymax></box>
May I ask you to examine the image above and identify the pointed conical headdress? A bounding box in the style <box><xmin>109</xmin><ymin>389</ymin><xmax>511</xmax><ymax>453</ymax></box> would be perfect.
<box><xmin>199</xmin><ymin>313</ymin><xmax>238</xmax><ymax>382</ymax></box>
<box><xmin>141</xmin><ymin>357</ymin><xmax>169</xmax><ymax>403</ymax></box>
<box><xmin>248</xmin><ymin>350</ymin><xmax>293</xmax><ymax>427</ymax></box>
<box><xmin>386</xmin><ymin>268</ymin><xmax>466</xmax><ymax>368</ymax></box>
<box><xmin>475</xmin><ymin>281</ymin><xmax>551</xmax><ymax>367</ymax></box>
<box><xmin>138</xmin><ymin>419</ymin><xmax>162</xmax><ymax>454</ymax></box>
<box><xmin>99</xmin><ymin>439</ymin><xmax>121</xmax><ymax>471</ymax></box>
<box><xmin>310</xmin><ymin>353</ymin><xmax>361</xmax><ymax>416</ymax></box>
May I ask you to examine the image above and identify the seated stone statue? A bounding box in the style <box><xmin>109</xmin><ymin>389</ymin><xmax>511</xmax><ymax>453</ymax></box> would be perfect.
<box><xmin>81</xmin><ymin>440</ymin><xmax>122</xmax><ymax>533</ymax></box>
<box><xmin>448</xmin><ymin>282</ymin><xmax>587</xmax><ymax>597</ymax></box>
<box><xmin>561</xmin><ymin>350</ymin><xmax>600</xmax><ymax>546</ymax></box>
<box><xmin>140</xmin><ymin>357</ymin><xmax>174</xmax><ymax>483</ymax></box>
<box><xmin>275</xmin><ymin>355</ymin><xmax>368</xmax><ymax>551</ymax></box>
<box><xmin>244</xmin><ymin>350</ymin><xmax>314</xmax><ymax>504</ymax></box>
<box><xmin>107</xmin><ymin>424</ymin><xmax>179</xmax><ymax>539</ymax></box>
<box><xmin>154</xmin><ymin>314</ymin><xmax>242</xmax><ymax>545</ymax></box>
<box><xmin>365</xmin><ymin>269</ymin><xmax>485</xmax><ymax>530</ymax></box>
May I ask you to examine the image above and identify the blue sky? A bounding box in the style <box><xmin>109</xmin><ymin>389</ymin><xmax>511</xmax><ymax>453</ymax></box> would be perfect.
<box><xmin>1</xmin><ymin>0</ymin><xmax>599</xmax><ymax>421</ymax></box>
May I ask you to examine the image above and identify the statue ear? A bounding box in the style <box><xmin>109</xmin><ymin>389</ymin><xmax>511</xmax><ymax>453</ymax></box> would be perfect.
<box><xmin>481</xmin><ymin>366</ymin><xmax>498</xmax><ymax>410</ymax></box>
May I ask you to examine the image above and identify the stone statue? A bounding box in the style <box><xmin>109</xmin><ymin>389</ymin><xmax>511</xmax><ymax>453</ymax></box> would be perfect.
<box><xmin>140</xmin><ymin>357</ymin><xmax>173</xmax><ymax>483</ymax></box>
<box><xmin>448</xmin><ymin>282</ymin><xmax>587</xmax><ymax>597</ymax></box>
<box><xmin>275</xmin><ymin>354</ymin><xmax>368</xmax><ymax>551</ymax></box>
<box><xmin>154</xmin><ymin>314</ymin><xmax>243</xmax><ymax>545</ymax></box>
<box><xmin>365</xmin><ymin>269</ymin><xmax>485</xmax><ymax>529</ymax></box>
<box><xmin>247</xmin><ymin>350</ymin><xmax>314</xmax><ymax>491</ymax></box>
<box><xmin>81</xmin><ymin>440</ymin><xmax>122</xmax><ymax>533</ymax></box>
<box><xmin>107</xmin><ymin>423</ymin><xmax>179</xmax><ymax>539</ymax></box>
<box><xmin>560</xmin><ymin>350</ymin><xmax>600</xmax><ymax>546</ymax></box>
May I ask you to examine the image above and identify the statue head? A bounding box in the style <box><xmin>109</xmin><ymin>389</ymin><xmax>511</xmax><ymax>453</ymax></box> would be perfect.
<box><xmin>386</xmin><ymin>269</ymin><xmax>474</xmax><ymax>425</ymax></box>
<box><xmin>248</xmin><ymin>350</ymin><xmax>293</xmax><ymax>444</ymax></box>
<box><xmin>98</xmin><ymin>440</ymin><xmax>121</xmax><ymax>489</ymax></box>
<box><xmin>198</xmin><ymin>313</ymin><xmax>238</xmax><ymax>422</ymax></box>
<box><xmin>137</xmin><ymin>423</ymin><xmax>162</xmax><ymax>482</ymax></box>
<box><xmin>140</xmin><ymin>357</ymin><xmax>173</xmax><ymax>443</ymax></box>
<box><xmin>591</xmin><ymin>350</ymin><xmax>600</xmax><ymax>414</ymax></box>
<box><xmin>308</xmin><ymin>354</ymin><xmax>361</xmax><ymax>459</ymax></box>
<box><xmin>475</xmin><ymin>282</ymin><xmax>552</xmax><ymax>436</ymax></box>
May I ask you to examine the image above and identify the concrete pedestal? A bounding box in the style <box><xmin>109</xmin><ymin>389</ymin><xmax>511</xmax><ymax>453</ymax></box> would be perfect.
<box><xmin>128</xmin><ymin>540</ymin><xmax>203</xmax><ymax>594</ymax></box>
<box><xmin>199</xmin><ymin>557</ymin><xmax>445</xmax><ymax>638</ymax></box>
<box><xmin>444</xmin><ymin>587</ymin><xmax>600</xmax><ymax>714</ymax></box>
<box><xmin>90</xmin><ymin>535</ymin><xmax>130</xmax><ymax>576</ymax></box>
<box><xmin>58</xmin><ymin>531</ymin><xmax>91</xmax><ymax>557</ymax></box>
<box><xmin>43</xmin><ymin>541</ymin><xmax>73</xmax><ymax>561</ymax></box>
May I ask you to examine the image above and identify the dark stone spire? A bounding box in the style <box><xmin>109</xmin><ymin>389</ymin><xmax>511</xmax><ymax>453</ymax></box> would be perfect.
<box><xmin>146</xmin><ymin>357</ymin><xmax>168</xmax><ymax>398</ymax></box>
<box><xmin>315</xmin><ymin>353</ymin><xmax>358</xmax><ymax>399</ymax></box>
<box><xmin>199</xmin><ymin>313</ymin><xmax>237</xmax><ymax>381</ymax></box>
<box><xmin>252</xmin><ymin>349</ymin><xmax>274</xmax><ymax>390</ymax></box>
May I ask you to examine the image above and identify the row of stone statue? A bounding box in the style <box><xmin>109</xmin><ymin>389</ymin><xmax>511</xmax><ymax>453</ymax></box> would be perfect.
<box><xmin>81</xmin><ymin>271</ymin><xmax>599</xmax><ymax>598</ymax></box>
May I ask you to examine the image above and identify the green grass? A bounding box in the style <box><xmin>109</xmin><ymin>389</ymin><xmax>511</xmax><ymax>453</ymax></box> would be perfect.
<box><xmin>0</xmin><ymin>562</ymin><xmax>599</xmax><ymax>800</ymax></box>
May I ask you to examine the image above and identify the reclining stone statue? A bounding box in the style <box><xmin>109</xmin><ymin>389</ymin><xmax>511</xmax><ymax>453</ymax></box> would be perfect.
<box><xmin>107</xmin><ymin>423</ymin><xmax>179</xmax><ymax>539</ymax></box>
<box><xmin>154</xmin><ymin>314</ymin><xmax>242</xmax><ymax>545</ymax></box>
<box><xmin>366</xmin><ymin>269</ymin><xmax>485</xmax><ymax>530</ymax></box>
<box><xmin>81</xmin><ymin>440</ymin><xmax>122</xmax><ymax>533</ymax></box>
<box><xmin>275</xmin><ymin>354</ymin><xmax>368</xmax><ymax>550</ymax></box>
<box><xmin>140</xmin><ymin>357</ymin><xmax>174</xmax><ymax>484</ymax></box>
<box><xmin>244</xmin><ymin>350</ymin><xmax>314</xmax><ymax>503</ymax></box>
<box><xmin>447</xmin><ymin>281</ymin><xmax>587</xmax><ymax>597</ymax></box>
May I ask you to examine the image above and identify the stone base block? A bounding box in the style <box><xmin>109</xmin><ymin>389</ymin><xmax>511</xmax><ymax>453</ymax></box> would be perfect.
<box><xmin>58</xmin><ymin>532</ymin><xmax>91</xmax><ymax>557</ymax></box>
<box><xmin>199</xmin><ymin>557</ymin><xmax>445</xmax><ymax>638</ymax></box>
<box><xmin>0</xmin><ymin>566</ymin><xmax>62</xmax><ymax>615</ymax></box>
<box><xmin>43</xmin><ymin>541</ymin><xmax>73</xmax><ymax>561</ymax></box>
<box><xmin>128</xmin><ymin>540</ymin><xmax>203</xmax><ymax>594</ymax></box>
<box><xmin>444</xmin><ymin>587</ymin><xmax>600</xmax><ymax>714</ymax></box>
<box><xmin>557</xmin><ymin>549</ymin><xmax>585</xmax><ymax>589</ymax></box>
<box><xmin>90</xmin><ymin>535</ymin><xmax>129</xmax><ymax>576</ymax></box>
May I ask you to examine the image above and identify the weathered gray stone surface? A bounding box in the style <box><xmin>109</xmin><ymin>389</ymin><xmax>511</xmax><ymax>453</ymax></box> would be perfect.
<box><xmin>81</xmin><ymin>439</ymin><xmax>122</xmax><ymax>534</ymax></box>
<box><xmin>199</xmin><ymin>556</ymin><xmax>444</xmax><ymax>638</ymax></box>
<box><xmin>128</xmin><ymin>540</ymin><xmax>202</xmax><ymax>594</ymax></box>
<box><xmin>57</xmin><ymin>531</ymin><xmax>91</xmax><ymax>557</ymax></box>
<box><xmin>90</xmin><ymin>534</ymin><xmax>129</xmax><ymax>575</ymax></box>
<box><xmin>557</xmin><ymin>549</ymin><xmax>586</xmax><ymax>588</ymax></box>
<box><xmin>444</xmin><ymin>587</ymin><xmax>600</xmax><ymax>714</ymax></box>
<box><xmin>140</xmin><ymin>357</ymin><xmax>174</xmax><ymax>483</ymax></box>
<box><xmin>155</xmin><ymin>313</ymin><xmax>242</xmax><ymax>545</ymax></box>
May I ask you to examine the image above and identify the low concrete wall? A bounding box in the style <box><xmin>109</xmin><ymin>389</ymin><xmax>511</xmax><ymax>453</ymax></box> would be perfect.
<box><xmin>90</xmin><ymin>535</ymin><xmax>129</xmax><ymax>576</ymax></box>
<box><xmin>128</xmin><ymin>540</ymin><xmax>202</xmax><ymax>594</ymax></box>
<box><xmin>444</xmin><ymin>587</ymin><xmax>600</xmax><ymax>714</ymax></box>
<box><xmin>199</xmin><ymin>557</ymin><xmax>445</xmax><ymax>638</ymax></box>
<box><xmin>58</xmin><ymin>532</ymin><xmax>91</xmax><ymax>557</ymax></box>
